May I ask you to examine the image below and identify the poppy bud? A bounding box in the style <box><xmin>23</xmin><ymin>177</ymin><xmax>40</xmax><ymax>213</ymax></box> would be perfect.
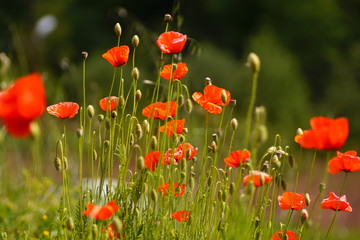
<box><xmin>1</xmin><ymin>232</ymin><xmax>7</xmax><ymax>239</ymax></box>
<box><xmin>114</xmin><ymin>23</ymin><xmax>122</xmax><ymax>37</ymax></box>
<box><xmin>178</xmin><ymin>94</ymin><xmax>185</xmax><ymax>106</ymax></box>
<box><xmin>301</xmin><ymin>209</ymin><xmax>309</xmax><ymax>224</ymax></box>
<box><xmin>217</xmin><ymin>190</ymin><xmax>223</xmax><ymax>201</ymax></box>
<box><xmin>255</xmin><ymin>106</ymin><xmax>266</xmax><ymax>124</ymax></box>
<box><xmin>164</xmin><ymin>14</ymin><xmax>173</xmax><ymax>22</ymax></box>
<box><xmin>136</xmin><ymin>89</ymin><xmax>142</xmax><ymax>101</ymax></box>
<box><xmin>111</xmin><ymin>110</ymin><xmax>117</xmax><ymax>119</ymax></box>
<box><xmin>189</xmin><ymin>176</ymin><xmax>195</xmax><ymax>189</ymax></box>
<box><xmin>92</xmin><ymin>224</ymin><xmax>98</xmax><ymax>237</ymax></box>
<box><xmin>87</xmin><ymin>105</ymin><xmax>95</xmax><ymax>118</ymax></box>
<box><xmin>247</xmin><ymin>52</ymin><xmax>260</xmax><ymax>74</ymax></box>
<box><xmin>221</xmin><ymin>89</ymin><xmax>228</xmax><ymax>104</ymax></box>
<box><xmin>212</xmin><ymin>133</ymin><xmax>218</xmax><ymax>143</ymax></box>
<box><xmin>81</xmin><ymin>51</ymin><xmax>88</xmax><ymax>61</ymax></box>
<box><xmin>258</xmin><ymin>125</ymin><xmax>268</xmax><ymax>143</ymax></box>
<box><xmin>272</xmin><ymin>155</ymin><xmax>281</xmax><ymax>169</ymax></box>
<box><xmin>319</xmin><ymin>183</ymin><xmax>326</xmax><ymax>192</ymax></box>
<box><xmin>132</xmin><ymin>67</ymin><xmax>140</xmax><ymax>80</ymax></box>
<box><xmin>210</xmin><ymin>141</ymin><xmax>217</xmax><ymax>152</ymax></box>
<box><xmin>135</xmin><ymin>123</ymin><xmax>143</xmax><ymax>139</ymax></box>
<box><xmin>229</xmin><ymin>182</ymin><xmax>235</xmax><ymax>196</ymax></box>
<box><xmin>230</xmin><ymin>99</ymin><xmax>236</xmax><ymax>107</ymax></box>
<box><xmin>205</xmin><ymin>77</ymin><xmax>212</xmax><ymax>85</ymax></box>
<box><xmin>151</xmin><ymin>135</ymin><xmax>158</xmax><ymax>150</ymax></box>
<box><xmin>98</xmin><ymin>114</ymin><xmax>104</xmax><ymax>123</ymax></box>
<box><xmin>30</xmin><ymin>122</ymin><xmax>40</xmax><ymax>139</ymax></box>
<box><xmin>143</xmin><ymin>120</ymin><xmax>150</xmax><ymax>134</ymax></box>
<box><xmin>305</xmin><ymin>193</ymin><xmax>311</xmax><ymax>206</ymax></box>
<box><xmin>112</xmin><ymin>217</ymin><xmax>123</xmax><ymax>234</ymax></box>
<box><xmin>54</xmin><ymin>157</ymin><xmax>62</xmax><ymax>171</ymax></box>
<box><xmin>180</xmin><ymin>172</ymin><xmax>186</xmax><ymax>179</ymax></box>
<box><xmin>104</xmin><ymin>140</ymin><xmax>110</xmax><ymax>150</ymax></box>
<box><xmin>150</xmin><ymin>189</ymin><xmax>158</xmax><ymax>203</ymax></box>
<box><xmin>297</xmin><ymin>128</ymin><xmax>303</xmax><ymax>135</ymax></box>
<box><xmin>66</xmin><ymin>217</ymin><xmax>75</xmax><ymax>230</ymax></box>
<box><xmin>92</xmin><ymin>149</ymin><xmax>98</xmax><ymax>161</ymax></box>
<box><xmin>132</xmin><ymin>35</ymin><xmax>140</xmax><ymax>48</ymax></box>
<box><xmin>222</xmin><ymin>190</ymin><xmax>228</xmax><ymax>202</ymax></box>
<box><xmin>105</xmin><ymin>119</ymin><xmax>111</xmax><ymax>130</ymax></box>
<box><xmin>281</xmin><ymin>179</ymin><xmax>287</xmax><ymax>191</ymax></box>
<box><xmin>207</xmin><ymin>176</ymin><xmax>212</xmax><ymax>187</ymax></box>
<box><xmin>76</xmin><ymin>127</ymin><xmax>83</xmax><ymax>138</ymax></box>
<box><xmin>185</xmin><ymin>99</ymin><xmax>193</xmax><ymax>113</ymax></box>
<box><xmin>230</xmin><ymin>118</ymin><xmax>238</xmax><ymax>130</ymax></box>
<box><xmin>118</xmin><ymin>96</ymin><xmax>125</xmax><ymax>108</ymax></box>
<box><xmin>180</xmin><ymin>157</ymin><xmax>187</xmax><ymax>170</ymax></box>
<box><xmin>63</xmin><ymin>156</ymin><xmax>69</xmax><ymax>170</ymax></box>
<box><xmin>267</xmin><ymin>221</ymin><xmax>272</xmax><ymax>229</ymax></box>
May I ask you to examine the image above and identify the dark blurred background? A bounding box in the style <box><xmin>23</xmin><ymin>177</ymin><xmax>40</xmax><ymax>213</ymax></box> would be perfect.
<box><xmin>1</xmin><ymin>0</ymin><xmax>360</xmax><ymax>145</ymax></box>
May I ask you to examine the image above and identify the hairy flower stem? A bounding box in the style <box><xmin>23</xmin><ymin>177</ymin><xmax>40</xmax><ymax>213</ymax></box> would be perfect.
<box><xmin>243</xmin><ymin>72</ymin><xmax>258</xmax><ymax>149</ymax></box>
<box><xmin>325</xmin><ymin>172</ymin><xmax>348</xmax><ymax>240</ymax></box>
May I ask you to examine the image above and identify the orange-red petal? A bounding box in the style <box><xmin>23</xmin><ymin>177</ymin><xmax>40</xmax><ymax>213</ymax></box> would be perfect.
<box><xmin>159</xmin><ymin>119</ymin><xmax>185</xmax><ymax>137</ymax></box>
<box><xmin>99</xmin><ymin>96</ymin><xmax>119</xmax><ymax>111</ymax></box>
<box><xmin>321</xmin><ymin>192</ymin><xmax>352</xmax><ymax>212</ymax></box>
<box><xmin>271</xmin><ymin>230</ymin><xmax>300</xmax><ymax>240</ymax></box>
<box><xmin>156</xmin><ymin>31</ymin><xmax>187</xmax><ymax>54</ymax></box>
<box><xmin>102</xmin><ymin>46</ymin><xmax>130</xmax><ymax>67</ymax></box>
<box><xmin>84</xmin><ymin>200</ymin><xmax>120</xmax><ymax>220</ymax></box>
<box><xmin>144</xmin><ymin>151</ymin><xmax>161</xmax><ymax>171</ymax></box>
<box><xmin>278</xmin><ymin>192</ymin><xmax>307</xmax><ymax>210</ymax></box>
<box><xmin>243</xmin><ymin>170</ymin><xmax>272</xmax><ymax>187</ymax></box>
<box><xmin>47</xmin><ymin>102</ymin><xmax>79</xmax><ymax>118</ymax></box>
<box><xmin>142</xmin><ymin>101</ymin><xmax>177</xmax><ymax>120</ymax></box>
<box><xmin>224</xmin><ymin>150</ymin><xmax>251</xmax><ymax>168</ymax></box>
<box><xmin>171</xmin><ymin>210</ymin><xmax>190</xmax><ymax>222</ymax></box>
<box><xmin>160</xmin><ymin>62</ymin><xmax>188</xmax><ymax>81</ymax></box>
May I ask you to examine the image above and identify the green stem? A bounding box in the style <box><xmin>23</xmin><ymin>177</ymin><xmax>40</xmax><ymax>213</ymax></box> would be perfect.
<box><xmin>305</xmin><ymin>149</ymin><xmax>317</xmax><ymax>193</ymax></box>
<box><xmin>243</xmin><ymin>72</ymin><xmax>258</xmax><ymax>149</ymax></box>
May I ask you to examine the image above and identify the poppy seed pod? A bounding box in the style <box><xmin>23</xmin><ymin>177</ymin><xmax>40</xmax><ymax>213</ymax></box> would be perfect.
<box><xmin>132</xmin><ymin>67</ymin><xmax>140</xmax><ymax>80</ymax></box>
<box><xmin>132</xmin><ymin>35</ymin><xmax>140</xmax><ymax>48</ymax></box>
<box><xmin>114</xmin><ymin>23</ymin><xmax>122</xmax><ymax>37</ymax></box>
<box><xmin>230</xmin><ymin>118</ymin><xmax>238</xmax><ymax>130</ymax></box>
<box><xmin>87</xmin><ymin>105</ymin><xmax>95</xmax><ymax>118</ymax></box>
<box><xmin>247</xmin><ymin>52</ymin><xmax>260</xmax><ymax>74</ymax></box>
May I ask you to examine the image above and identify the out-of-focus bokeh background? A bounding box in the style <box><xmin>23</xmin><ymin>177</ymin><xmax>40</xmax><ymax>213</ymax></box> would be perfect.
<box><xmin>1</xmin><ymin>0</ymin><xmax>360</xmax><ymax>236</ymax></box>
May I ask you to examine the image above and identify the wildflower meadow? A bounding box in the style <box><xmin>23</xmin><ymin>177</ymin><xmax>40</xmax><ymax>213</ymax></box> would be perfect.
<box><xmin>1</xmin><ymin>4</ymin><xmax>360</xmax><ymax>240</ymax></box>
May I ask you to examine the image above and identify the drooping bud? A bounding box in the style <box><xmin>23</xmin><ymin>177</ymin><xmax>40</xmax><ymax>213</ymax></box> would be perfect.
<box><xmin>112</xmin><ymin>217</ymin><xmax>123</xmax><ymax>234</ymax></box>
<box><xmin>111</xmin><ymin>110</ymin><xmax>117</xmax><ymax>119</ymax></box>
<box><xmin>98</xmin><ymin>114</ymin><xmax>104</xmax><ymax>123</ymax></box>
<box><xmin>297</xmin><ymin>128</ymin><xmax>303</xmax><ymax>135</ymax></box>
<box><xmin>114</xmin><ymin>23</ymin><xmax>122</xmax><ymax>37</ymax></box>
<box><xmin>118</xmin><ymin>96</ymin><xmax>125</xmax><ymax>108</ymax></box>
<box><xmin>54</xmin><ymin>157</ymin><xmax>62</xmax><ymax>171</ymax></box>
<box><xmin>87</xmin><ymin>105</ymin><xmax>95</xmax><ymax>118</ymax></box>
<box><xmin>81</xmin><ymin>51</ymin><xmax>88</xmax><ymax>61</ymax></box>
<box><xmin>135</xmin><ymin>124</ymin><xmax>143</xmax><ymax>139</ymax></box>
<box><xmin>143</xmin><ymin>120</ymin><xmax>150</xmax><ymax>134</ymax></box>
<box><xmin>229</xmin><ymin>182</ymin><xmax>235</xmax><ymax>196</ymax></box>
<box><xmin>301</xmin><ymin>209</ymin><xmax>309</xmax><ymax>224</ymax></box>
<box><xmin>221</xmin><ymin>89</ymin><xmax>228</xmax><ymax>104</ymax></box>
<box><xmin>185</xmin><ymin>99</ymin><xmax>193</xmax><ymax>113</ymax></box>
<box><xmin>132</xmin><ymin>67</ymin><xmax>140</xmax><ymax>80</ymax></box>
<box><xmin>136</xmin><ymin>89</ymin><xmax>142</xmax><ymax>101</ymax></box>
<box><xmin>150</xmin><ymin>135</ymin><xmax>158</xmax><ymax>150</ymax></box>
<box><xmin>247</xmin><ymin>52</ymin><xmax>260</xmax><ymax>74</ymax></box>
<box><xmin>281</xmin><ymin>179</ymin><xmax>287</xmax><ymax>191</ymax></box>
<box><xmin>212</xmin><ymin>133</ymin><xmax>218</xmax><ymax>143</ymax></box>
<box><xmin>92</xmin><ymin>224</ymin><xmax>99</xmax><ymax>237</ymax></box>
<box><xmin>164</xmin><ymin>14</ymin><xmax>173</xmax><ymax>23</ymax></box>
<box><xmin>77</xmin><ymin>127</ymin><xmax>83</xmax><ymax>138</ymax></box>
<box><xmin>63</xmin><ymin>156</ymin><xmax>69</xmax><ymax>170</ymax></box>
<box><xmin>132</xmin><ymin>35</ymin><xmax>140</xmax><ymax>48</ymax></box>
<box><xmin>150</xmin><ymin>189</ymin><xmax>158</xmax><ymax>203</ymax></box>
<box><xmin>92</xmin><ymin>149</ymin><xmax>98</xmax><ymax>161</ymax></box>
<box><xmin>137</xmin><ymin>156</ymin><xmax>145</xmax><ymax>170</ymax></box>
<box><xmin>178</xmin><ymin>94</ymin><xmax>185</xmax><ymax>106</ymax></box>
<box><xmin>104</xmin><ymin>140</ymin><xmax>110</xmax><ymax>150</ymax></box>
<box><xmin>230</xmin><ymin>118</ymin><xmax>238</xmax><ymax>130</ymax></box>
<box><xmin>189</xmin><ymin>176</ymin><xmax>195</xmax><ymax>189</ymax></box>
<box><xmin>305</xmin><ymin>193</ymin><xmax>311</xmax><ymax>206</ymax></box>
<box><xmin>66</xmin><ymin>217</ymin><xmax>75</xmax><ymax>230</ymax></box>
<box><xmin>105</xmin><ymin>119</ymin><xmax>111</xmax><ymax>130</ymax></box>
<box><xmin>319</xmin><ymin>183</ymin><xmax>326</xmax><ymax>192</ymax></box>
<box><xmin>205</xmin><ymin>77</ymin><xmax>212</xmax><ymax>86</ymax></box>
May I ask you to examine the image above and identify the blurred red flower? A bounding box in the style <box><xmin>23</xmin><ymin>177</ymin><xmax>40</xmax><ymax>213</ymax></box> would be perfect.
<box><xmin>160</xmin><ymin>62</ymin><xmax>188</xmax><ymax>81</ymax></box>
<box><xmin>224</xmin><ymin>150</ymin><xmax>250</xmax><ymax>168</ymax></box>
<box><xmin>158</xmin><ymin>182</ymin><xmax>186</xmax><ymax>196</ymax></box>
<box><xmin>142</xmin><ymin>101</ymin><xmax>177</xmax><ymax>120</ymax></box>
<box><xmin>328</xmin><ymin>151</ymin><xmax>360</xmax><ymax>174</ymax></box>
<box><xmin>144</xmin><ymin>151</ymin><xmax>161</xmax><ymax>171</ymax></box>
<box><xmin>159</xmin><ymin>119</ymin><xmax>185</xmax><ymax>137</ymax></box>
<box><xmin>102</xmin><ymin>46</ymin><xmax>130</xmax><ymax>67</ymax></box>
<box><xmin>156</xmin><ymin>31</ymin><xmax>187</xmax><ymax>54</ymax></box>
<box><xmin>271</xmin><ymin>230</ymin><xmax>299</xmax><ymax>240</ymax></box>
<box><xmin>47</xmin><ymin>102</ymin><xmax>79</xmax><ymax>119</ymax></box>
<box><xmin>0</xmin><ymin>73</ymin><xmax>46</xmax><ymax>137</ymax></box>
<box><xmin>278</xmin><ymin>192</ymin><xmax>307</xmax><ymax>210</ymax></box>
<box><xmin>103</xmin><ymin>224</ymin><xmax>120</xmax><ymax>239</ymax></box>
<box><xmin>294</xmin><ymin>116</ymin><xmax>348</xmax><ymax>151</ymax></box>
<box><xmin>171</xmin><ymin>210</ymin><xmax>190</xmax><ymax>222</ymax></box>
<box><xmin>243</xmin><ymin>170</ymin><xmax>272</xmax><ymax>187</ymax></box>
<box><xmin>321</xmin><ymin>192</ymin><xmax>352</xmax><ymax>212</ymax></box>
<box><xmin>192</xmin><ymin>85</ymin><xmax>231</xmax><ymax>114</ymax></box>
<box><xmin>163</xmin><ymin>143</ymin><xmax>198</xmax><ymax>165</ymax></box>
<box><xmin>99</xmin><ymin>96</ymin><xmax>119</xmax><ymax>112</ymax></box>
<box><xmin>84</xmin><ymin>200</ymin><xmax>120</xmax><ymax>220</ymax></box>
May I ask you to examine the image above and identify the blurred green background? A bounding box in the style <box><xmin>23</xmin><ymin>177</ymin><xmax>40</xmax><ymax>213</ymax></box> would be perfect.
<box><xmin>1</xmin><ymin>0</ymin><xmax>360</xmax><ymax>237</ymax></box>
<box><xmin>2</xmin><ymin>0</ymin><xmax>360</xmax><ymax>147</ymax></box>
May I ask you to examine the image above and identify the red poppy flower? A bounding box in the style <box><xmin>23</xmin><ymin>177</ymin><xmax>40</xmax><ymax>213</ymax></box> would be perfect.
<box><xmin>163</xmin><ymin>143</ymin><xmax>198</xmax><ymax>165</ymax></box>
<box><xmin>99</xmin><ymin>96</ymin><xmax>119</xmax><ymax>111</ymax></box>
<box><xmin>160</xmin><ymin>62</ymin><xmax>188</xmax><ymax>81</ymax></box>
<box><xmin>84</xmin><ymin>200</ymin><xmax>120</xmax><ymax>220</ymax></box>
<box><xmin>144</xmin><ymin>151</ymin><xmax>161</xmax><ymax>171</ymax></box>
<box><xmin>142</xmin><ymin>101</ymin><xmax>177</xmax><ymax>120</ymax></box>
<box><xmin>102</xmin><ymin>46</ymin><xmax>130</xmax><ymax>67</ymax></box>
<box><xmin>156</xmin><ymin>31</ymin><xmax>187</xmax><ymax>54</ymax></box>
<box><xmin>0</xmin><ymin>73</ymin><xmax>46</xmax><ymax>137</ymax></box>
<box><xmin>224</xmin><ymin>150</ymin><xmax>251</xmax><ymax>168</ymax></box>
<box><xmin>271</xmin><ymin>230</ymin><xmax>300</xmax><ymax>240</ymax></box>
<box><xmin>159</xmin><ymin>119</ymin><xmax>185</xmax><ymax>137</ymax></box>
<box><xmin>103</xmin><ymin>224</ymin><xmax>120</xmax><ymax>239</ymax></box>
<box><xmin>158</xmin><ymin>182</ymin><xmax>186</xmax><ymax>197</ymax></box>
<box><xmin>321</xmin><ymin>192</ymin><xmax>352</xmax><ymax>212</ymax></box>
<box><xmin>328</xmin><ymin>151</ymin><xmax>360</xmax><ymax>174</ymax></box>
<box><xmin>171</xmin><ymin>210</ymin><xmax>190</xmax><ymax>222</ymax></box>
<box><xmin>47</xmin><ymin>102</ymin><xmax>79</xmax><ymax>118</ymax></box>
<box><xmin>294</xmin><ymin>116</ymin><xmax>349</xmax><ymax>151</ymax></box>
<box><xmin>192</xmin><ymin>85</ymin><xmax>231</xmax><ymax>114</ymax></box>
<box><xmin>243</xmin><ymin>170</ymin><xmax>272</xmax><ymax>187</ymax></box>
<box><xmin>278</xmin><ymin>192</ymin><xmax>307</xmax><ymax>210</ymax></box>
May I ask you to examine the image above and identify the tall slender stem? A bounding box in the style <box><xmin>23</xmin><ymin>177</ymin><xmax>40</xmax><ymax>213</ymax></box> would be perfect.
<box><xmin>243</xmin><ymin>72</ymin><xmax>258</xmax><ymax>149</ymax></box>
